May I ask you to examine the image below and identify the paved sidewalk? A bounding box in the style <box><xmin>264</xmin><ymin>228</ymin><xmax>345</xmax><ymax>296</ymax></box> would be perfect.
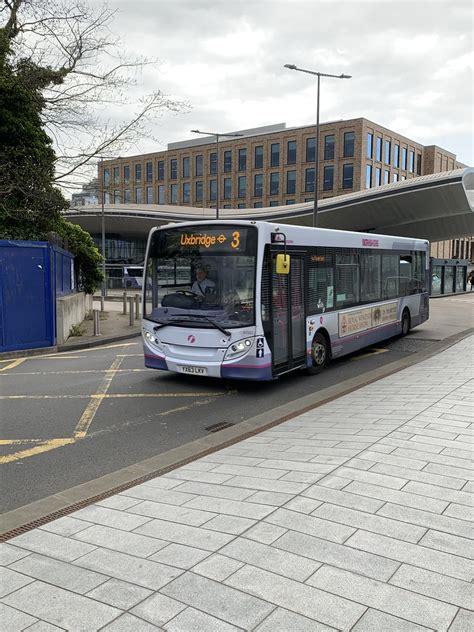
<box><xmin>1</xmin><ymin>336</ymin><xmax>473</xmax><ymax>631</ymax></box>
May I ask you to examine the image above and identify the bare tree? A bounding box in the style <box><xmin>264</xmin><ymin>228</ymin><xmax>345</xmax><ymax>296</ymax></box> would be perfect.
<box><xmin>1</xmin><ymin>0</ymin><xmax>188</xmax><ymax>187</ymax></box>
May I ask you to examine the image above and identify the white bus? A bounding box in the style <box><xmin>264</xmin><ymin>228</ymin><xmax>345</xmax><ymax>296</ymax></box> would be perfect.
<box><xmin>142</xmin><ymin>221</ymin><xmax>429</xmax><ymax>380</ymax></box>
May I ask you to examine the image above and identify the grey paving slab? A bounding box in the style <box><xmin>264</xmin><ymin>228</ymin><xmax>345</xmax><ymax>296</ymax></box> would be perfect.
<box><xmin>192</xmin><ymin>554</ymin><xmax>244</xmax><ymax>581</ymax></box>
<box><xmin>9</xmin><ymin>553</ymin><xmax>107</xmax><ymax>595</ymax></box>
<box><xmin>24</xmin><ymin>621</ymin><xmax>64</xmax><ymax>631</ymax></box>
<box><xmin>148</xmin><ymin>543</ymin><xmax>211</xmax><ymax>569</ymax></box>
<box><xmin>448</xmin><ymin>608</ymin><xmax>474</xmax><ymax>632</ymax></box>
<box><xmin>95</xmin><ymin>495</ymin><xmax>143</xmax><ymax>511</ymax></box>
<box><xmin>140</xmin><ymin>477</ymin><xmax>183</xmax><ymax>490</ymax></box>
<box><xmin>201</xmin><ymin>454</ymin><xmax>264</xmax><ymax>466</ymax></box>
<box><xmin>283</xmin><ymin>496</ymin><xmax>323</xmax><ymax>514</ymax></box>
<box><xmin>135</xmin><ymin>518</ymin><xmax>234</xmax><ymax>551</ymax></box>
<box><xmin>345</xmin><ymin>530</ymin><xmax>473</xmax><ymax>581</ymax></box>
<box><xmin>101</xmin><ymin>613</ymin><xmax>162</xmax><ymax>631</ymax></box>
<box><xmin>318</xmin><ymin>475</ymin><xmax>352</xmax><ymax>489</ymax></box>
<box><xmin>265</xmin><ymin>507</ymin><xmax>355</xmax><ymax>543</ymax></box>
<box><xmin>86</xmin><ymin>578</ymin><xmax>152</xmax><ymax>610</ymax></box>
<box><xmin>202</xmin><ymin>514</ymin><xmax>257</xmax><ymax>535</ymax></box>
<box><xmin>73</xmin><ymin>547</ymin><xmax>183</xmax><ymax>590</ymax></box>
<box><xmin>162</xmin><ymin>571</ymin><xmax>274</xmax><ymax>629</ymax></box>
<box><xmin>73</xmin><ymin>524</ymin><xmax>169</xmax><ymax>557</ymax></box>
<box><xmin>9</xmin><ymin>529</ymin><xmax>96</xmax><ymax>562</ymax></box>
<box><xmin>2</xmin><ymin>581</ymin><xmax>121</xmax><ymax>630</ymax></box>
<box><xmin>328</xmin><ymin>466</ymin><xmax>408</xmax><ymax>489</ymax></box>
<box><xmin>443</xmin><ymin>502</ymin><xmax>473</xmax><ymax>521</ymax></box>
<box><xmin>401</xmin><ymin>481</ymin><xmax>472</xmax><ymax>506</ymax></box>
<box><xmin>377</xmin><ymin>503</ymin><xmax>473</xmax><ymax>538</ymax></box>
<box><xmin>307</xmin><ymin>564</ymin><xmax>457</xmax><ymax>631</ymax></box>
<box><xmin>0</xmin><ymin>565</ymin><xmax>35</xmax><ymax>597</ymax></box>
<box><xmin>279</xmin><ymin>471</ymin><xmax>326</xmax><ymax>484</ymax></box>
<box><xmin>351</xmin><ymin>608</ymin><xmax>432</xmax><ymax>631</ymax></box>
<box><xmin>245</xmin><ymin>490</ymin><xmax>294</xmax><ymax>506</ymax></box>
<box><xmin>221</xmin><ymin>537</ymin><xmax>321</xmax><ymax>581</ymax></box>
<box><xmin>0</xmin><ymin>602</ymin><xmax>38</xmax><ymax>631</ymax></box>
<box><xmin>370</xmin><ymin>462</ymin><xmax>466</xmax><ymax>490</ymax></box>
<box><xmin>424</xmin><ymin>462</ymin><xmax>473</xmax><ymax>482</ymax></box>
<box><xmin>0</xmin><ymin>543</ymin><xmax>31</xmax><ymax>566</ymax></box>
<box><xmin>418</xmin><ymin>529</ymin><xmax>474</xmax><ymax>559</ymax></box>
<box><xmin>302</xmin><ymin>484</ymin><xmax>385</xmax><ymax>513</ymax></box>
<box><xmin>163</xmin><ymin>606</ymin><xmax>241</xmax><ymax>631</ymax></box>
<box><xmin>39</xmin><ymin>516</ymin><xmax>92</xmax><ymax>536</ymax></box>
<box><xmin>254</xmin><ymin>607</ymin><xmax>335</xmax><ymax>631</ymax></box>
<box><xmin>170</xmin><ymin>481</ymin><xmax>254</xmax><ymax>501</ymax></box>
<box><xmin>343</xmin><ymin>480</ymin><xmax>449</xmax><ymax>513</ymax></box>
<box><xmin>225</xmin><ymin>563</ymin><xmax>365</xmax><ymax>630</ymax></box>
<box><xmin>211</xmin><ymin>474</ymin><xmax>308</xmax><ymax>494</ymax></box>
<box><xmin>184</xmin><ymin>496</ymin><xmax>275</xmax><ymax>520</ymax></box>
<box><xmin>243</xmin><ymin>522</ymin><xmax>288</xmax><ymax>545</ymax></box>
<box><xmin>119</xmin><ymin>485</ymin><xmax>198</xmax><ymax>506</ymax></box>
<box><xmin>209</xmin><ymin>463</ymin><xmax>289</xmax><ymax>479</ymax></box>
<box><xmin>126</xmin><ymin>499</ymin><xmax>216</xmax><ymax>526</ymax></box>
<box><xmin>163</xmin><ymin>470</ymin><xmax>234</xmax><ymax>485</ymax></box>
<box><xmin>131</xmin><ymin>592</ymin><xmax>186</xmax><ymax>627</ymax></box>
<box><xmin>392</xmin><ymin>447</ymin><xmax>473</xmax><ymax>470</ymax></box>
<box><xmin>274</xmin><ymin>529</ymin><xmax>399</xmax><ymax>581</ymax></box>
<box><xmin>71</xmin><ymin>505</ymin><xmax>152</xmax><ymax>531</ymax></box>
<box><xmin>390</xmin><ymin>564</ymin><xmax>473</xmax><ymax>610</ymax></box>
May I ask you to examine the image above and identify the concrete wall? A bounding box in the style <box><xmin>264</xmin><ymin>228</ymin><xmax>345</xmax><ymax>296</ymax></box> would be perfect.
<box><xmin>56</xmin><ymin>293</ymin><xmax>92</xmax><ymax>345</ymax></box>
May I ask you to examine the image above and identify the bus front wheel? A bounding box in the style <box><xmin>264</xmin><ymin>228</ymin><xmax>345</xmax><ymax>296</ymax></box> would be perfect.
<box><xmin>401</xmin><ymin>308</ymin><xmax>411</xmax><ymax>336</ymax></box>
<box><xmin>307</xmin><ymin>332</ymin><xmax>329</xmax><ymax>375</ymax></box>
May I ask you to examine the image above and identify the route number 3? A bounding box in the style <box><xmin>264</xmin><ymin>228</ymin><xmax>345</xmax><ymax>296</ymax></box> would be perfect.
<box><xmin>231</xmin><ymin>231</ymin><xmax>240</xmax><ymax>249</ymax></box>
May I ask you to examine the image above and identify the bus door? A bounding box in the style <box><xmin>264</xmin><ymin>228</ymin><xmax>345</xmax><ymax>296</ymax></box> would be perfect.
<box><xmin>271</xmin><ymin>252</ymin><xmax>306</xmax><ymax>375</ymax></box>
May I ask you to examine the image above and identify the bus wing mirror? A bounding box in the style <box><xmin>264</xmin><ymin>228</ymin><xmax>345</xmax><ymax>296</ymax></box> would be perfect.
<box><xmin>276</xmin><ymin>253</ymin><xmax>290</xmax><ymax>275</ymax></box>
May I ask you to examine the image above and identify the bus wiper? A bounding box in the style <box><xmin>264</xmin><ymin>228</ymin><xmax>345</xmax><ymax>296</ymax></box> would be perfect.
<box><xmin>154</xmin><ymin>316</ymin><xmax>231</xmax><ymax>337</ymax></box>
<box><xmin>187</xmin><ymin>314</ymin><xmax>231</xmax><ymax>337</ymax></box>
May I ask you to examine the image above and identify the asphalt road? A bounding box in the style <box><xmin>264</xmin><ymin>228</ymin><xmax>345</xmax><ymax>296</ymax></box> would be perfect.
<box><xmin>1</xmin><ymin>294</ymin><xmax>473</xmax><ymax>514</ymax></box>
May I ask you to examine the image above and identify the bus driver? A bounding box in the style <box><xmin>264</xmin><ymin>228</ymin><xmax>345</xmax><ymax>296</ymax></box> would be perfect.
<box><xmin>191</xmin><ymin>265</ymin><xmax>216</xmax><ymax>297</ymax></box>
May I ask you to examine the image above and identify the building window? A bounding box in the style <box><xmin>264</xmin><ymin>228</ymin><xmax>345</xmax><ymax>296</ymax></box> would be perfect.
<box><xmin>158</xmin><ymin>185</ymin><xmax>165</xmax><ymax>204</ymax></box>
<box><xmin>170</xmin><ymin>159</ymin><xmax>177</xmax><ymax>179</ymax></box>
<box><xmin>210</xmin><ymin>153</ymin><xmax>217</xmax><ymax>175</ymax></box>
<box><xmin>367</xmin><ymin>133</ymin><xmax>373</xmax><ymax>159</ymax></box>
<box><xmin>305</xmin><ymin>167</ymin><xmax>315</xmax><ymax>192</ymax></box>
<box><xmin>195</xmin><ymin>155</ymin><xmax>203</xmax><ymax>177</ymax></box>
<box><xmin>254</xmin><ymin>145</ymin><xmax>263</xmax><ymax>169</ymax></box>
<box><xmin>401</xmin><ymin>147</ymin><xmax>407</xmax><ymax>170</ymax></box>
<box><xmin>286</xmin><ymin>199</ymin><xmax>295</xmax><ymax>205</ymax></box>
<box><xmin>254</xmin><ymin>202</ymin><xmax>263</xmax><ymax>208</ymax></box>
<box><xmin>238</xmin><ymin>148</ymin><xmax>247</xmax><ymax>171</ymax></box>
<box><xmin>183</xmin><ymin>182</ymin><xmax>190</xmax><ymax>204</ymax></box>
<box><xmin>384</xmin><ymin>169</ymin><xmax>390</xmax><ymax>185</ymax></box>
<box><xmin>123</xmin><ymin>165</ymin><xmax>130</xmax><ymax>184</ymax></box>
<box><xmin>394</xmin><ymin>144</ymin><xmax>400</xmax><ymax>168</ymax></box>
<box><xmin>224</xmin><ymin>150</ymin><xmax>232</xmax><ymax>172</ymax></box>
<box><xmin>210</xmin><ymin>179</ymin><xmax>217</xmax><ymax>201</ymax></box>
<box><xmin>409</xmin><ymin>150</ymin><xmax>415</xmax><ymax>173</ymax></box>
<box><xmin>157</xmin><ymin>160</ymin><xmax>164</xmax><ymax>180</ymax></box>
<box><xmin>114</xmin><ymin>190</ymin><xmax>120</xmax><ymax>203</ymax></box>
<box><xmin>375</xmin><ymin>137</ymin><xmax>382</xmax><ymax>161</ymax></box>
<box><xmin>270</xmin><ymin>172</ymin><xmax>279</xmax><ymax>196</ymax></box>
<box><xmin>124</xmin><ymin>189</ymin><xmax>131</xmax><ymax>203</ymax></box>
<box><xmin>170</xmin><ymin>184</ymin><xmax>177</xmax><ymax>203</ymax></box>
<box><xmin>270</xmin><ymin>143</ymin><xmax>280</xmax><ymax>167</ymax></box>
<box><xmin>146</xmin><ymin>186</ymin><xmax>153</xmax><ymax>203</ymax></box>
<box><xmin>195</xmin><ymin>181</ymin><xmax>203</xmax><ymax>202</ymax></box>
<box><xmin>286</xmin><ymin>170</ymin><xmax>296</xmax><ymax>194</ymax></box>
<box><xmin>183</xmin><ymin>157</ymin><xmax>190</xmax><ymax>178</ymax></box>
<box><xmin>223</xmin><ymin>205</ymin><xmax>231</xmax><ymax>209</ymax></box>
<box><xmin>224</xmin><ymin>177</ymin><xmax>231</xmax><ymax>199</ymax></box>
<box><xmin>393</xmin><ymin>173</ymin><xmax>399</xmax><ymax>183</ymax></box>
<box><xmin>287</xmin><ymin>140</ymin><xmax>297</xmax><ymax>164</ymax></box>
<box><xmin>254</xmin><ymin>174</ymin><xmax>263</xmax><ymax>197</ymax></box>
<box><xmin>269</xmin><ymin>200</ymin><xmax>279</xmax><ymax>207</ymax></box>
<box><xmin>401</xmin><ymin>175</ymin><xmax>406</xmax><ymax>181</ymax></box>
<box><xmin>238</xmin><ymin>176</ymin><xmax>246</xmax><ymax>198</ymax></box>
<box><xmin>323</xmin><ymin>165</ymin><xmax>334</xmax><ymax>191</ymax></box>
<box><xmin>342</xmin><ymin>164</ymin><xmax>353</xmax><ymax>189</ymax></box>
<box><xmin>365</xmin><ymin>164</ymin><xmax>372</xmax><ymax>189</ymax></box>
<box><xmin>375</xmin><ymin>167</ymin><xmax>381</xmax><ymax>186</ymax></box>
<box><xmin>113</xmin><ymin>167</ymin><xmax>120</xmax><ymax>184</ymax></box>
<box><xmin>384</xmin><ymin>140</ymin><xmax>391</xmax><ymax>165</ymax></box>
<box><xmin>134</xmin><ymin>164</ymin><xmax>141</xmax><ymax>182</ymax></box>
<box><xmin>103</xmin><ymin>168</ymin><xmax>110</xmax><ymax>186</ymax></box>
<box><xmin>324</xmin><ymin>135</ymin><xmax>335</xmax><ymax>160</ymax></box>
<box><xmin>306</xmin><ymin>137</ymin><xmax>315</xmax><ymax>162</ymax></box>
<box><xmin>146</xmin><ymin>161</ymin><xmax>152</xmax><ymax>182</ymax></box>
<box><xmin>416</xmin><ymin>154</ymin><xmax>422</xmax><ymax>175</ymax></box>
<box><xmin>343</xmin><ymin>132</ymin><xmax>354</xmax><ymax>158</ymax></box>
<box><xmin>237</xmin><ymin>203</ymin><xmax>246</xmax><ymax>209</ymax></box>
<box><xmin>135</xmin><ymin>188</ymin><xmax>142</xmax><ymax>203</ymax></box>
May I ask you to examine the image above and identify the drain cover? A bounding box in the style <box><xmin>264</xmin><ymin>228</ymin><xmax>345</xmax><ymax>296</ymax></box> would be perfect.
<box><xmin>205</xmin><ymin>421</ymin><xmax>235</xmax><ymax>433</ymax></box>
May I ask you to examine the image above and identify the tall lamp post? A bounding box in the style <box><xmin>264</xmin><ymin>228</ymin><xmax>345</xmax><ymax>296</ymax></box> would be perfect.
<box><xmin>100</xmin><ymin>156</ymin><xmax>106</xmax><ymax>297</ymax></box>
<box><xmin>284</xmin><ymin>64</ymin><xmax>351</xmax><ymax>227</ymax></box>
<box><xmin>191</xmin><ymin>130</ymin><xmax>243</xmax><ymax>219</ymax></box>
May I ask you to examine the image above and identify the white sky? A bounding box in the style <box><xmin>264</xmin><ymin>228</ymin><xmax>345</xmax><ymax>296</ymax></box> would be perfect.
<box><xmin>91</xmin><ymin>0</ymin><xmax>473</xmax><ymax>166</ymax></box>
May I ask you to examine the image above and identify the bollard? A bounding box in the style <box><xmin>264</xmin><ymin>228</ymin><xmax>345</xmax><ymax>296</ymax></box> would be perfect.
<box><xmin>135</xmin><ymin>294</ymin><xmax>140</xmax><ymax>320</ymax></box>
<box><xmin>93</xmin><ymin>309</ymin><xmax>101</xmax><ymax>336</ymax></box>
<box><xmin>128</xmin><ymin>296</ymin><xmax>134</xmax><ymax>326</ymax></box>
<box><xmin>122</xmin><ymin>291</ymin><xmax>127</xmax><ymax>315</ymax></box>
<box><xmin>100</xmin><ymin>296</ymin><xmax>105</xmax><ymax>312</ymax></box>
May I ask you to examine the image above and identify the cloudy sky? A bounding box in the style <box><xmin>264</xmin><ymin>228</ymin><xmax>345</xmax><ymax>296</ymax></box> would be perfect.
<box><xmin>93</xmin><ymin>0</ymin><xmax>472</xmax><ymax>165</ymax></box>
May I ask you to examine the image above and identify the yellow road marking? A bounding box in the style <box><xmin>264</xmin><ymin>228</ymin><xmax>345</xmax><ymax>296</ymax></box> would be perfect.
<box><xmin>74</xmin><ymin>356</ymin><xmax>124</xmax><ymax>438</ymax></box>
<box><xmin>0</xmin><ymin>358</ymin><xmax>25</xmax><ymax>372</ymax></box>
<box><xmin>352</xmin><ymin>347</ymin><xmax>389</xmax><ymax>361</ymax></box>
<box><xmin>0</xmin><ymin>439</ymin><xmax>75</xmax><ymax>465</ymax></box>
<box><xmin>1</xmin><ymin>369</ymin><xmax>149</xmax><ymax>377</ymax></box>
<box><xmin>0</xmin><ymin>392</ymin><xmax>227</xmax><ymax>400</ymax></box>
<box><xmin>0</xmin><ymin>439</ymin><xmax>47</xmax><ymax>445</ymax></box>
<box><xmin>6</xmin><ymin>342</ymin><xmax>139</xmax><ymax>363</ymax></box>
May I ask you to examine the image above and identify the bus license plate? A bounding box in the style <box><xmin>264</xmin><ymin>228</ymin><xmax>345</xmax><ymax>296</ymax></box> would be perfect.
<box><xmin>179</xmin><ymin>365</ymin><xmax>207</xmax><ymax>375</ymax></box>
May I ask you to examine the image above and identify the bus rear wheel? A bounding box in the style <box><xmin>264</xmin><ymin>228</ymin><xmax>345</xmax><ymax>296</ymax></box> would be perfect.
<box><xmin>307</xmin><ymin>332</ymin><xmax>329</xmax><ymax>375</ymax></box>
<box><xmin>401</xmin><ymin>308</ymin><xmax>411</xmax><ymax>336</ymax></box>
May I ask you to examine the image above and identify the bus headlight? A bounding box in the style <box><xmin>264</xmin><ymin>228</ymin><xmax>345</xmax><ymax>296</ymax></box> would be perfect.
<box><xmin>224</xmin><ymin>338</ymin><xmax>253</xmax><ymax>360</ymax></box>
<box><xmin>142</xmin><ymin>328</ymin><xmax>163</xmax><ymax>351</ymax></box>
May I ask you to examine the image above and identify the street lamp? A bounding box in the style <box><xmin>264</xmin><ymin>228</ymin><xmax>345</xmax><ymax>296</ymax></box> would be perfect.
<box><xmin>284</xmin><ymin>64</ymin><xmax>351</xmax><ymax>227</ymax></box>
<box><xmin>191</xmin><ymin>129</ymin><xmax>244</xmax><ymax>219</ymax></box>
<box><xmin>98</xmin><ymin>155</ymin><xmax>118</xmax><ymax>297</ymax></box>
